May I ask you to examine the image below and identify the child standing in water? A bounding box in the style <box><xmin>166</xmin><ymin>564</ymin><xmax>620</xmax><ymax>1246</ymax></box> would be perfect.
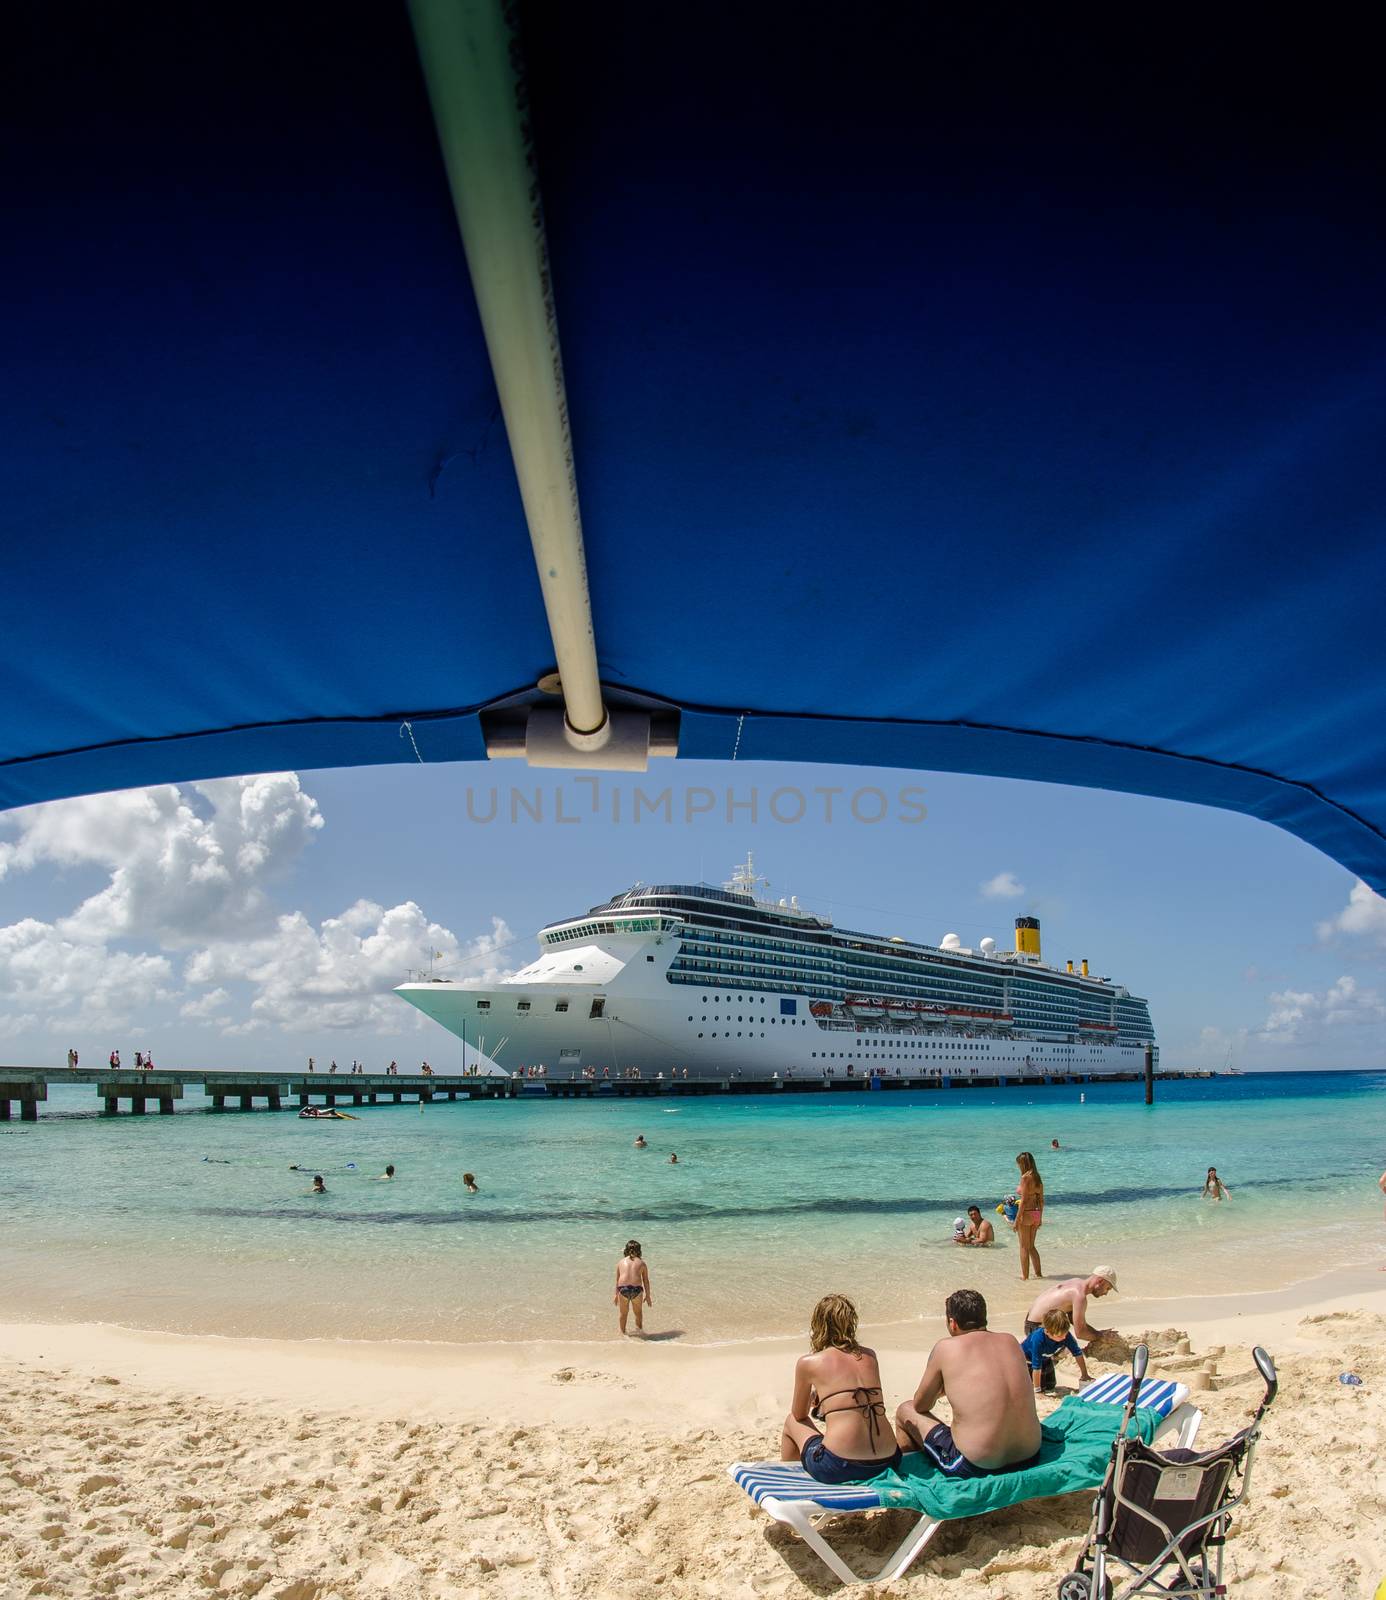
<box><xmin>1202</xmin><ymin>1167</ymin><xmax>1231</xmax><ymax>1201</ymax></box>
<box><xmin>614</xmin><ymin>1239</ymin><xmax>653</xmax><ymax>1335</ymax></box>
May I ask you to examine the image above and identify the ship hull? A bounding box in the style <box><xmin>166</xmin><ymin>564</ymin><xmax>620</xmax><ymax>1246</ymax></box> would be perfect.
<box><xmin>397</xmin><ymin>979</ymin><xmax>1154</xmax><ymax>1082</ymax></box>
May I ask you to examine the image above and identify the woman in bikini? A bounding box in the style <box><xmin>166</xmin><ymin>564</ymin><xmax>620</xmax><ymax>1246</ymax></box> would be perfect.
<box><xmin>1201</xmin><ymin>1166</ymin><xmax>1231</xmax><ymax>1201</ymax></box>
<box><xmin>1014</xmin><ymin>1151</ymin><xmax>1044</xmax><ymax>1281</ymax></box>
<box><xmin>614</xmin><ymin>1239</ymin><xmax>653</xmax><ymax>1335</ymax></box>
<box><xmin>780</xmin><ymin>1294</ymin><xmax>902</xmax><ymax>1484</ymax></box>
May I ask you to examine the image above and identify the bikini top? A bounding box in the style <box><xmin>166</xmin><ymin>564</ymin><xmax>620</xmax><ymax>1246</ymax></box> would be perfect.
<box><xmin>812</xmin><ymin>1384</ymin><xmax>887</xmax><ymax>1449</ymax></box>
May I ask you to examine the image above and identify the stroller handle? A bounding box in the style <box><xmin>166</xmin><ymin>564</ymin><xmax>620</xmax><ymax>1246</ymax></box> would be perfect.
<box><xmin>1130</xmin><ymin>1342</ymin><xmax>1149</xmax><ymax>1387</ymax></box>
<box><xmin>1252</xmin><ymin>1344</ymin><xmax>1278</xmax><ymax>1407</ymax></box>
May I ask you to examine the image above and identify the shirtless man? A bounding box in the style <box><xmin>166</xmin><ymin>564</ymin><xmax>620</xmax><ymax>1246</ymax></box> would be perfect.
<box><xmin>1024</xmin><ymin>1267</ymin><xmax>1118</xmax><ymax>1345</ymax></box>
<box><xmin>893</xmin><ymin>1289</ymin><xmax>1040</xmax><ymax>1476</ymax></box>
<box><xmin>614</xmin><ymin>1239</ymin><xmax>653</xmax><ymax>1335</ymax></box>
<box><xmin>959</xmin><ymin>1205</ymin><xmax>995</xmax><ymax>1246</ymax></box>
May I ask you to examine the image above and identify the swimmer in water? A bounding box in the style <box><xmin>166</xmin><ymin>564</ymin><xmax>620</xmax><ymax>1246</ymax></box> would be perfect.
<box><xmin>374</xmin><ymin>1164</ymin><xmax>396</xmax><ymax>1181</ymax></box>
<box><xmin>634</xmin><ymin>1135</ymin><xmax>647</xmax><ymax>1148</ymax></box>
<box><xmin>463</xmin><ymin>1172</ymin><xmax>479</xmax><ymax>1193</ymax></box>
<box><xmin>1201</xmin><ymin>1166</ymin><xmax>1231</xmax><ymax>1201</ymax></box>
<box><xmin>1050</xmin><ymin>1139</ymin><xmax>1060</xmax><ymax>1151</ymax></box>
<box><xmin>669</xmin><ymin>1152</ymin><xmax>678</xmax><ymax>1164</ymax></box>
<box><xmin>310</xmin><ymin>1174</ymin><xmax>326</xmax><ymax>1194</ymax></box>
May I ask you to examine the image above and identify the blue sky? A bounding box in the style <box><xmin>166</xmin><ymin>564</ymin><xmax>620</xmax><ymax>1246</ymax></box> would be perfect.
<box><xmin>1</xmin><ymin>759</ymin><xmax>1383</xmax><ymax>1071</ymax></box>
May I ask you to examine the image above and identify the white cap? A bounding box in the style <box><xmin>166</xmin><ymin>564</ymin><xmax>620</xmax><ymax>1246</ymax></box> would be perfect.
<box><xmin>1092</xmin><ymin>1265</ymin><xmax>1119</xmax><ymax>1292</ymax></box>
<box><xmin>953</xmin><ymin>1216</ymin><xmax>967</xmax><ymax>1230</ymax></box>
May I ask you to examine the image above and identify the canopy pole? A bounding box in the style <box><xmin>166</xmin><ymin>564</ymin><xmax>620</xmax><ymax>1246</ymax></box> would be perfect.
<box><xmin>409</xmin><ymin>0</ymin><xmax>605</xmax><ymax>740</ymax></box>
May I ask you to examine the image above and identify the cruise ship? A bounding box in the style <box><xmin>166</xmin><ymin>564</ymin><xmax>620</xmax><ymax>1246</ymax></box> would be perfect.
<box><xmin>394</xmin><ymin>857</ymin><xmax>1158</xmax><ymax>1082</ymax></box>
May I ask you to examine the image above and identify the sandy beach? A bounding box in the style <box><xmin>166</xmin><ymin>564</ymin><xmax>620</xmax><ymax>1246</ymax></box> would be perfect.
<box><xmin>2</xmin><ymin>1272</ymin><xmax>1384</xmax><ymax>1600</ymax></box>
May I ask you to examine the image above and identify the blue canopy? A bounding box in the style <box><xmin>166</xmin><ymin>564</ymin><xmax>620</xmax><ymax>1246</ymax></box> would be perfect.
<box><xmin>5</xmin><ymin>8</ymin><xmax>1385</xmax><ymax>889</ymax></box>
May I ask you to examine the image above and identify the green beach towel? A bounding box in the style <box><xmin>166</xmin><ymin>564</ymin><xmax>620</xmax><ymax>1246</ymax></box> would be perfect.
<box><xmin>869</xmin><ymin>1399</ymin><xmax>1161</xmax><ymax>1518</ymax></box>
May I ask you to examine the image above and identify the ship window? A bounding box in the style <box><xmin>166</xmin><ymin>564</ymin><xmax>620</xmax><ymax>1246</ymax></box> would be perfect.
<box><xmin>555</xmin><ymin>1001</ymin><xmax>569</xmax><ymax>1012</ymax></box>
<box><xmin>476</xmin><ymin>1000</ymin><xmax>490</xmax><ymax>1011</ymax></box>
<box><xmin>589</xmin><ymin>998</ymin><xmax>605</xmax><ymax>1019</ymax></box>
<box><xmin>647</xmin><ymin>955</ymin><xmax>655</xmax><ymax>962</ymax></box>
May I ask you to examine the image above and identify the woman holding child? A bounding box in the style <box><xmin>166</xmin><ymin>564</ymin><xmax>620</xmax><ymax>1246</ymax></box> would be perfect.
<box><xmin>780</xmin><ymin>1294</ymin><xmax>903</xmax><ymax>1484</ymax></box>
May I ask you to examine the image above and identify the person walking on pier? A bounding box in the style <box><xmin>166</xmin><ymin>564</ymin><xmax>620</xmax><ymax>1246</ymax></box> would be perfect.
<box><xmin>308</xmin><ymin>1057</ymin><xmax>315</xmax><ymax>1073</ymax></box>
<box><xmin>109</xmin><ymin>1048</ymin><xmax>120</xmax><ymax>1069</ymax></box>
<box><xmin>67</xmin><ymin>1048</ymin><xmax>78</xmax><ymax>1069</ymax></box>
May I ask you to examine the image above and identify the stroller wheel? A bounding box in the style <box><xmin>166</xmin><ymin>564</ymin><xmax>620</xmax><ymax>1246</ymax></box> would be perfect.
<box><xmin>1057</xmin><ymin>1572</ymin><xmax>1111</xmax><ymax>1600</ymax></box>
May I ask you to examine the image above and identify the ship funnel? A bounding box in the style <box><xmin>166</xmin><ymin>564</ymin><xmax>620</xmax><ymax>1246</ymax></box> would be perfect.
<box><xmin>1014</xmin><ymin>916</ymin><xmax>1041</xmax><ymax>958</ymax></box>
<box><xmin>1066</xmin><ymin>958</ymin><xmax>1074</xmax><ymax>973</ymax></box>
<box><xmin>1081</xmin><ymin>957</ymin><xmax>1089</xmax><ymax>977</ymax></box>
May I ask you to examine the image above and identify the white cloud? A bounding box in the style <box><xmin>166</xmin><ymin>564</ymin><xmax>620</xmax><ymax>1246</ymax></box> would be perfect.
<box><xmin>0</xmin><ymin>775</ymin><xmax>322</xmax><ymax>947</ymax></box>
<box><xmin>980</xmin><ymin>871</ymin><xmax>1026</xmax><ymax>900</ymax></box>
<box><xmin>1260</xmin><ymin>974</ymin><xmax>1386</xmax><ymax>1044</ymax></box>
<box><xmin>1317</xmin><ymin>880</ymin><xmax>1386</xmax><ymax>945</ymax></box>
<box><xmin>0</xmin><ymin>918</ymin><xmax>174</xmax><ymax>1036</ymax></box>
<box><xmin>180</xmin><ymin>987</ymin><xmax>232</xmax><ymax>1022</ymax></box>
<box><xmin>0</xmin><ymin>774</ymin><xmax>512</xmax><ymax>1046</ymax></box>
<box><xmin>184</xmin><ymin>902</ymin><xmax>513</xmax><ymax>1035</ymax></box>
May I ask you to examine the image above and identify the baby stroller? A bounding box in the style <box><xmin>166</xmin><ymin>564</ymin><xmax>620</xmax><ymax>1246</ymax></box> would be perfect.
<box><xmin>1058</xmin><ymin>1341</ymin><xmax>1278</xmax><ymax>1600</ymax></box>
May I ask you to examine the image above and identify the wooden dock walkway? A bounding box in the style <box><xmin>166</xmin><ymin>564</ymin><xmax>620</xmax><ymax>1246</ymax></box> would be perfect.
<box><xmin>0</xmin><ymin>1064</ymin><xmax>1180</xmax><ymax>1120</ymax></box>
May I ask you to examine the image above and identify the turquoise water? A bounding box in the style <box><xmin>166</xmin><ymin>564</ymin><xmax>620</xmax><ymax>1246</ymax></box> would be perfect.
<box><xmin>2</xmin><ymin>1072</ymin><xmax>1383</xmax><ymax>1343</ymax></box>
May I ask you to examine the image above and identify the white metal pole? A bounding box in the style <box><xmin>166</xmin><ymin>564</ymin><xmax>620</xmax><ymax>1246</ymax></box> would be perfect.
<box><xmin>410</xmin><ymin>0</ymin><xmax>606</xmax><ymax>737</ymax></box>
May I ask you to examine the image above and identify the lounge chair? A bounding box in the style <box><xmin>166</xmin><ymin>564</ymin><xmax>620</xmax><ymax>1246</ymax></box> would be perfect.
<box><xmin>728</xmin><ymin>1376</ymin><xmax>1200</xmax><ymax>1588</ymax></box>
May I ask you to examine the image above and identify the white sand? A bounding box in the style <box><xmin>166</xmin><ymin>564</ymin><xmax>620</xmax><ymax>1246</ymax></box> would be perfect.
<box><xmin>2</xmin><ymin>1273</ymin><xmax>1385</xmax><ymax>1599</ymax></box>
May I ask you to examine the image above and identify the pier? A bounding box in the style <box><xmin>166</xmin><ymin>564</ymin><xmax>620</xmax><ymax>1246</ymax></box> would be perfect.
<box><xmin>0</xmin><ymin>1067</ymin><xmax>512</xmax><ymax>1118</ymax></box>
<box><xmin>0</xmin><ymin>1065</ymin><xmax>1197</xmax><ymax>1121</ymax></box>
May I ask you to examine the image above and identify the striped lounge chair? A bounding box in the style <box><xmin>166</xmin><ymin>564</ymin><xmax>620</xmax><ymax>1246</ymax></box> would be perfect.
<box><xmin>728</xmin><ymin>1376</ymin><xmax>1200</xmax><ymax>1587</ymax></box>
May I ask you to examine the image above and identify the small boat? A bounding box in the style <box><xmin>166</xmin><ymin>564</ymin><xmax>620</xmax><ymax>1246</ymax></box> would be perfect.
<box><xmin>297</xmin><ymin>1106</ymin><xmax>358</xmax><ymax>1120</ymax></box>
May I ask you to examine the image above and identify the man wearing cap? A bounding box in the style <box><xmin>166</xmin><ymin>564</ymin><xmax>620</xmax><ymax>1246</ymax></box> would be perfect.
<box><xmin>1024</xmin><ymin>1266</ymin><xmax>1118</xmax><ymax>1348</ymax></box>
